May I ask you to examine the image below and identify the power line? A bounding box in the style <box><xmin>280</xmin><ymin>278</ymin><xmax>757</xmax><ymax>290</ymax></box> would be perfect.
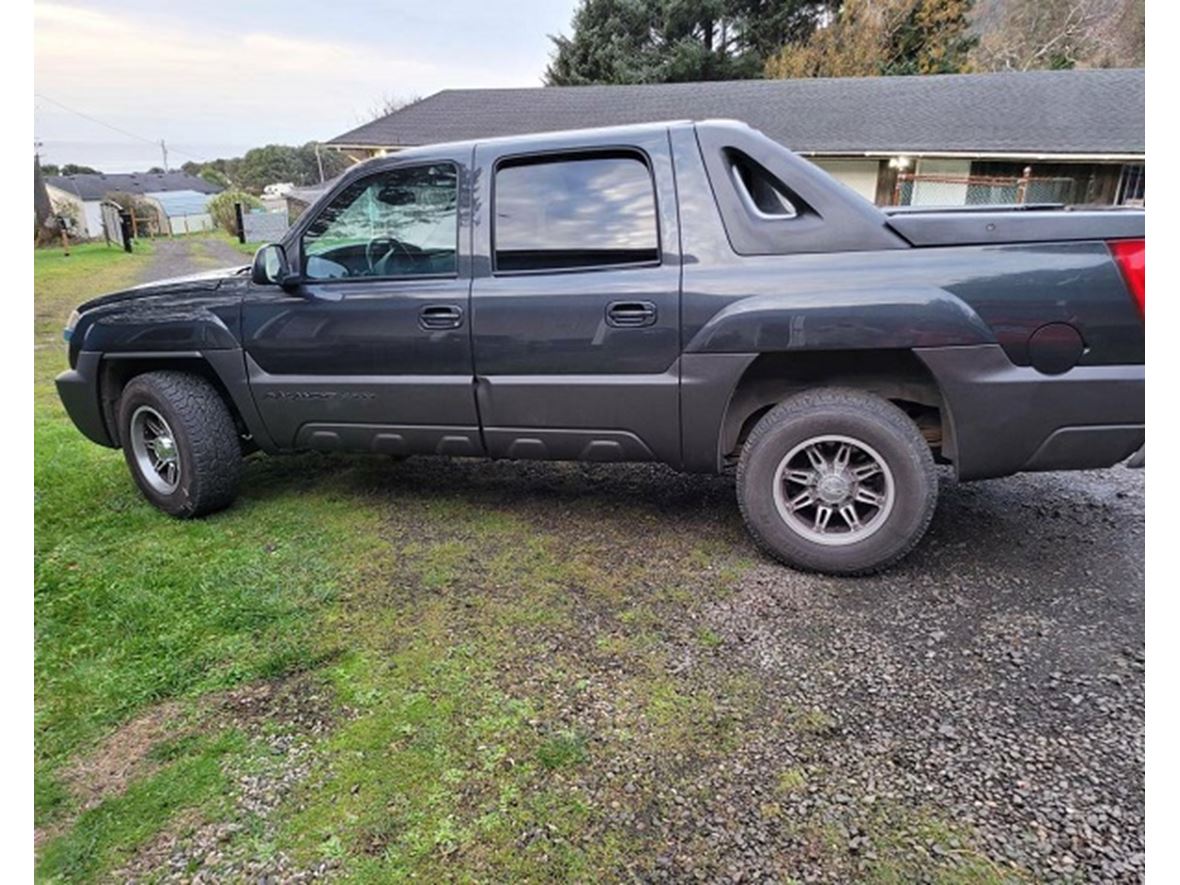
<box><xmin>34</xmin><ymin>93</ymin><xmax>156</xmax><ymax>145</ymax></box>
<box><xmin>33</xmin><ymin>92</ymin><xmax>204</xmax><ymax>164</ymax></box>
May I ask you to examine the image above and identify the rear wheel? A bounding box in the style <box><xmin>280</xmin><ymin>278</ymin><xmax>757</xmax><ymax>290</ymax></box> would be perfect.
<box><xmin>736</xmin><ymin>388</ymin><xmax>937</xmax><ymax>575</ymax></box>
<box><xmin>117</xmin><ymin>371</ymin><xmax>242</xmax><ymax>518</ymax></box>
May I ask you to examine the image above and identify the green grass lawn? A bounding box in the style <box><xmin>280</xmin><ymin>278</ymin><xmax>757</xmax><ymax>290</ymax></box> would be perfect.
<box><xmin>34</xmin><ymin>239</ymin><xmax>661</xmax><ymax>880</ymax></box>
<box><xmin>35</xmin><ymin>241</ymin><xmax>389</xmax><ymax>878</ymax></box>
<box><xmin>33</xmin><ymin>237</ymin><xmax>1016</xmax><ymax>883</ymax></box>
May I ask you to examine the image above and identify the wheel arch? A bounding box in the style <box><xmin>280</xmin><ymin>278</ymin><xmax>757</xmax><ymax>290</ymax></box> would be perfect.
<box><xmin>717</xmin><ymin>349</ymin><xmax>950</xmax><ymax>467</ymax></box>
<box><xmin>98</xmin><ymin>350</ymin><xmax>272</xmax><ymax>451</ymax></box>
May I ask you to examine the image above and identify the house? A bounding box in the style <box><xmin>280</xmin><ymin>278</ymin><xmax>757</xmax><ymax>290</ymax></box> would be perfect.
<box><xmin>327</xmin><ymin>68</ymin><xmax>1144</xmax><ymax>208</ymax></box>
<box><xmin>45</xmin><ymin>170</ymin><xmax>223</xmax><ymax>239</ymax></box>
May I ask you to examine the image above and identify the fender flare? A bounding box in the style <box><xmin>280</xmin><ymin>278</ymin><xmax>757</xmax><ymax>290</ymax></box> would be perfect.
<box><xmin>95</xmin><ymin>349</ymin><xmax>277</xmax><ymax>452</ymax></box>
<box><xmin>684</xmin><ymin>285</ymin><xmax>996</xmax><ymax>355</ymax></box>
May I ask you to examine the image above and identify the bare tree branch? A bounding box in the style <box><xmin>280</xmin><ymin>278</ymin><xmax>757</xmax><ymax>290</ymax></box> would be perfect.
<box><xmin>971</xmin><ymin>0</ymin><xmax>1140</xmax><ymax>71</ymax></box>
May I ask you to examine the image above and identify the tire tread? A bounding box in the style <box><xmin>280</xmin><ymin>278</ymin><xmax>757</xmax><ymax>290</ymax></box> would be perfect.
<box><xmin>120</xmin><ymin>371</ymin><xmax>241</xmax><ymax>517</ymax></box>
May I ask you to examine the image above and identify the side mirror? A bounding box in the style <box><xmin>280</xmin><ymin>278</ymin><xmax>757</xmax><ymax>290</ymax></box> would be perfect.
<box><xmin>251</xmin><ymin>244</ymin><xmax>298</xmax><ymax>288</ymax></box>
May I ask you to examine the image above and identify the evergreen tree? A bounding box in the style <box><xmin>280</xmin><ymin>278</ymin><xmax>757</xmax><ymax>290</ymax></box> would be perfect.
<box><xmin>545</xmin><ymin>0</ymin><xmax>837</xmax><ymax>85</ymax></box>
<box><xmin>765</xmin><ymin>0</ymin><xmax>976</xmax><ymax>79</ymax></box>
<box><xmin>881</xmin><ymin>0</ymin><xmax>977</xmax><ymax>75</ymax></box>
<box><xmin>180</xmin><ymin>144</ymin><xmax>349</xmax><ymax>194</ymax></box>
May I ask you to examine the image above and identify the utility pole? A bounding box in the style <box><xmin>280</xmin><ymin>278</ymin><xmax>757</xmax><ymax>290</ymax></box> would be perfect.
<box><xmin>314</xmin><ymin>142</ymin><xmax>325</xmax><ymax>184</ymax></box>
<box><xmin>159</xmin><ymin>138</ymin><xmax>169</xmax><ymax>172</ymax></box>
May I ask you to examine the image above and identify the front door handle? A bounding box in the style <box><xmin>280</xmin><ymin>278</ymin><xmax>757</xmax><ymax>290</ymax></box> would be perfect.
<box><xmin>419</xmin><ymin>304</ymin><xmax>464</xmax><ymax>330</ymax></box>
<box><xmin>606</xmin><ymin>301</ymin><xmax>657</xmax><ymax>328</ymax></box>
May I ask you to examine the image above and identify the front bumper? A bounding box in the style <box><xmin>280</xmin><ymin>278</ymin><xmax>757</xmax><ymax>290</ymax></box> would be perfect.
<box><xmin>1126</xmin><ymin>446</ymin><xmax>1144</xmax><ymax>469</ymax></box>
<box><xmin>55</xmin><ymin>351</ymin><xmax>116</xmax><ymax>447</ymax></box>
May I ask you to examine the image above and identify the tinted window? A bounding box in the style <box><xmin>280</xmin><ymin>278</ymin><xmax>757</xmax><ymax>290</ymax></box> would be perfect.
<box><xmin>302</xmin><ymin>164</ymin><xmax>457</xmax><ymax>280</ymax></box>
<box><xmin>494</xmin><ymin>153</ymin><xmax>658</xmax><ymax>272</ymax></box>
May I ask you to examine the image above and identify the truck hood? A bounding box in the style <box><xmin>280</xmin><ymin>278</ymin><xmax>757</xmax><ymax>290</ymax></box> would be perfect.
<box><xmin>77</xmin><ymin>264</ymin><xmax>249</xmax><ymax>313</ymax></box>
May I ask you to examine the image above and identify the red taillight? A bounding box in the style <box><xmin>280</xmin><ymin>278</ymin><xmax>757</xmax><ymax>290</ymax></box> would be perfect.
<box><xmin>1108</xmin><ymin>238</ymin><xmax>1145</xmax><ymax>319</ymax></box>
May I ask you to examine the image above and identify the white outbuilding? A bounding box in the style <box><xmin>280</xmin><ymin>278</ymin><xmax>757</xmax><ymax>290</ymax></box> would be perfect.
<box><xmin>44</xmin><ymin>170</ymin><xmax>223</xmax><ymax>240</ymax></box>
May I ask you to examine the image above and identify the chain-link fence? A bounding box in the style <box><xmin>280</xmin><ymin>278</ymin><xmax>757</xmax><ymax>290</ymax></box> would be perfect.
<box><xmin>893</xmin><ymin>171</ymin><xmax>1078</xmax><ymax>207</ymax></box>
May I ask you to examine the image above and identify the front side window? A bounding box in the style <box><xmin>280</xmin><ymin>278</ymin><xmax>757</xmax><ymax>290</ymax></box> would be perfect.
<box><xmin>302</xmin><ymin>163</ymin><xmax>457</xmax><ymax>280</ymax></box>
<box><xmin>493</xmin><ymin>153</ymin><xmax>659</xmax><ymax>273</ymax></box>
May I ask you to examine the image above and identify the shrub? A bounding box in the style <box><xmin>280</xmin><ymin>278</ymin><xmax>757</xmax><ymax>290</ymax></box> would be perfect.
<box><xmin>199</xmin><ymin>167</ymin><xmax>231</xmax><ymax>189</ymax></box>
<box><xmin>208</xmin><ymin>190</ymin><xmax>264</xmax><ymax>235</ymax></box>
<box><xmin>104</xmin><ymin>191</ymin><xmax>143</xmax><ymax>214</ymax></box>
<box><xmin>105</xmin><ymin>192</ymin><xmax>162</xmax><ymax>237</ymax></box>
<box><xmin>46</xmin><ymin>197</ymin><xmax>80</xmax><ymax>233</ymax></box>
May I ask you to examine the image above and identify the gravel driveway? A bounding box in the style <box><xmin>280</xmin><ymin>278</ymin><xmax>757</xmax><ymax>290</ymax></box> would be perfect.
<box><xmin>142</xmin><ymin>235</ymin><xmax>247</xmax><ymax>279</ymax></box>
<box><xmin>403</xmin><ymin>460</ymin><xmax>1143</xmax><ymax>883</ymax></box>
<box><xmin>695</xmin><ymin>464</ymin><xmax>1144</xmax><ymax>882</ymax></box>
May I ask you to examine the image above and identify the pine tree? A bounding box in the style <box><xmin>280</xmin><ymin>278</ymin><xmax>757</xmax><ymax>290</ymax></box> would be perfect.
<box><xmin>545</xmin><ymin>0</ymin><xmax>837</xmax><ymax>85</ymax></box>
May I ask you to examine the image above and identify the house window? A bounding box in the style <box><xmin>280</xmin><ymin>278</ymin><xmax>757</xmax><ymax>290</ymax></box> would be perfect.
<box><xmin>493</xmin><ymin>152</ymin><xmax>659</xmax><ymax>273</ymax></box>
<box><xmin>1116</xmin><ymin>164</ymin><xmax>1145</xmax><ymax>206</ymax></box>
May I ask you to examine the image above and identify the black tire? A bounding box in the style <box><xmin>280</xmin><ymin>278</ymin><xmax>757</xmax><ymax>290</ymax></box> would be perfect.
<box><xmin>736</xmin><ymin>388</ymin><xmax>937</xmax><ymax>575</ymax></box>
<box><xmin>117</xmin><ymin>371</ymin><xmax>242</xmax><ymax>518</ymax></box>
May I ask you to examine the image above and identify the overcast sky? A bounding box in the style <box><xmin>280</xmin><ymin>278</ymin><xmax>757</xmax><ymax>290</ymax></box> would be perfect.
<box><xmin>34</xmin><ymin>1</ymin><xmax>578</xmax><ymax>171</ymax></box>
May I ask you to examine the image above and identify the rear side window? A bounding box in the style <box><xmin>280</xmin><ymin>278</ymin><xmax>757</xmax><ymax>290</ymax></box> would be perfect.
<box><xmin>493</xmin><ymin>152</ymin><xmax>659</xmax><ymax>273</ymax></box>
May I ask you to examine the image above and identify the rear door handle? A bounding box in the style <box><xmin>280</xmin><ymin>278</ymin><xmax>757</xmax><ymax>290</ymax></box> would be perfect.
<box><xmin>606</xmin><ymin>301</ymin><xmax>657</xmax><ymax>328</ymax></box>
<box><xmin>418</xmin><ymin>304</ymin><xmax>464</xmax><ymax>330</ymax></box>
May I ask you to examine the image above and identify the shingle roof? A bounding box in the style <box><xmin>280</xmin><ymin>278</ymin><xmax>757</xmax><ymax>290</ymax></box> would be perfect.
<box><xmin>328</xmin><ymin>69</ymin><xmax>1144</xmax><ymax>157</ymax></box>
<box><xmin>45</xmin><ymin>171</ymin><xmax>223</xmax><ymax>202</ymax></box>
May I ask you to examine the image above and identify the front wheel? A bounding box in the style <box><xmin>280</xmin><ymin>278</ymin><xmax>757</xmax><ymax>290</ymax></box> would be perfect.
<box><xmin>736</xmin><ymin>388</ymin><xmax>938</xmax><ymax>575</ymax></box>
<box><xmin>117</xmin><ymin>371</ymin><xmax>242</xmax><ymax>518</ymax></box>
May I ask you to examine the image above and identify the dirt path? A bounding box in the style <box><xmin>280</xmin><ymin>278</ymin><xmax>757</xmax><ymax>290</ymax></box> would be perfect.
<box><xmin>139</xmin><ymin>235</ymin><xmax>246</xmax><ymax>282</ymax></box>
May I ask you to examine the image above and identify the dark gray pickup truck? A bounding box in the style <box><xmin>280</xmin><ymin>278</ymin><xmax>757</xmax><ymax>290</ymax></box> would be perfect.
<box><xmin>56</xmin><ymin>120</ymin><xmax>1145</xmax><ymax>574</ymax></box>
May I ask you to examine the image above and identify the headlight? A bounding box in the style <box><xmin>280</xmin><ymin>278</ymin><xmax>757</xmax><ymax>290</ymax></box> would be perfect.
<box><xmin>63</xmin><ymin>309</ymin><xmax>80</xmax><ymax>353</ymax></box>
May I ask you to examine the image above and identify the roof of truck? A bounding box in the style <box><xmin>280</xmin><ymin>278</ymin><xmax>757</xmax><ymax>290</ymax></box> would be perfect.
<box><xmin>334</xmin><ymin>119</ymin><xmax>697</xmax><ymax>170</ymax></box>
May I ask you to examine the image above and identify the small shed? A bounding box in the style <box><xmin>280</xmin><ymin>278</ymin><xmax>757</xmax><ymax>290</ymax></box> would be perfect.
<box><xmin>144</xmin><ymin>190</ymin><xmax>215</xmax><ymax>235</ymax></box>
<box><xmin>45</xmin><ymin>171</ymin><xmax>223</xmax><ymax>239</ymax></box>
